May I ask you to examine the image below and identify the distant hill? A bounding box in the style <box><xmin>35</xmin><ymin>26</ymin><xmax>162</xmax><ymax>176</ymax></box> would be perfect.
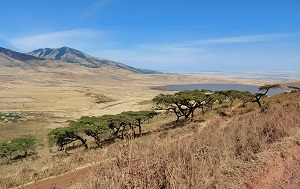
<box><xmin>0</xmin><ymin>47</ymin><xmax>45</xmax><ymax>68</ymax></box>
<box><xmin>27</xmin><ymin>47</ymin><xmax>157</xmax><ymax>74</ymax></box>
<box><xmin>0</xmin><ymin>47</ymin><xmax>44</xmax><ymax>62</ymax></box>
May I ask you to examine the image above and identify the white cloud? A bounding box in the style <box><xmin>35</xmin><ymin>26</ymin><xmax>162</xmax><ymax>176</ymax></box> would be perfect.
<box><xmin>94</xmin><ymin>33</ymin><xmax>300</xmax><ymax>71</ymax></box>
<box><xmin>168</xmin><ymin>33</ymin><xmax>299</xmax><ymax>48</ymax></box>
<box><xmin>8</xmin><ymin>29</ymin><xmax>109</xmax><ymax>52</ymax></box>
<box><xmin>96</xmin><ymin>44</ymin><xmax>211</xmax><ymax>70</ymax></box>
<box><xmin>195</xmin><ymin>34</ymin><xmax>278</xmax><ymax>44</ymax></box>
<box><xmin>6</xmin><ymin>31</ymin><xmax>300</xmax><ymax>72</ymax></box>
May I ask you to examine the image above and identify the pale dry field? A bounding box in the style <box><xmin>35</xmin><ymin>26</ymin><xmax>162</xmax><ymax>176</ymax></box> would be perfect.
<box><xmin>1</xmin><ymin>62</ymin><xmax>299</xmax><ymax>188</ymax></box>
<box><xmin>0</xmin><ymin>63</ymin><xmax>269</xmax><ymax>141</ymax></box>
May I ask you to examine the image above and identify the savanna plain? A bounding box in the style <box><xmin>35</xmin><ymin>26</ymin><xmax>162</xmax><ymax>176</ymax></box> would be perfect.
<box><xmin>0</xmin><ymin>63</ymin><xmax>300</xmax><ymax>189</ymax></box>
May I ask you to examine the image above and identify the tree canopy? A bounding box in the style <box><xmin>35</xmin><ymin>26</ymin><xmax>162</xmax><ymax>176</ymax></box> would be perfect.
<box><xmin>48</xmin><ymin>126</ymin><xmax>88</xmax><ymax>151</ymax></box>
<box><xmin>153</xmin><ymin>89</ymin><xmax>221</xmax><ymax>121</ymax></box>
<box><xmin>48</xmin><ymin>110</ymin><xmax>158</xmax><ymax>151</ymax></box>
<box><xmin>253</xmin><ymin>84</ymin><xmax>281</xmax><ymax>110</ymax></box>
<box><xmin>258</xmin><ymin>84</ymin><xmax>281</xmax><ymax>92</ymax></box>
<box><xmin>0</xmin><ymin>136</ymin><xmax>36</xmax><ymax>161</ymax></box>
<box><xmin>215</xmin><ymin>90</ymin><xmax>253</xmax><ymax>107</ymax></box>
<box><xmin>103</xmin><ymin>110</ymin><xmax>158</xmax><ymax>138</ymax></box>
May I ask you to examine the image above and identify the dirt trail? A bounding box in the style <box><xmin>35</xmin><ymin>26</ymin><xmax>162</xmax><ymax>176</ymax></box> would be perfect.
<box><xmin>16</xmin><ymin>158</ymin><xmax>116</xmax><ymax>189</ymax></box>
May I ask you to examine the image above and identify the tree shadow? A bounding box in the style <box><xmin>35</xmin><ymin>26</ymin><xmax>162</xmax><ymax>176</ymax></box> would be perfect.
<box><xmin>139</xmin><ymin>119</ymin><xmax>190</xmax><ymax>138</ymax></box>
<box><xmin>95</xmin><ymin>137</ymin><xmax>116</xmax><ymax>149</ymax></box>
<box><xmin>9</xmin><ymin>152</ymin><xmax>36</xmax><ymax>161</ymax></box>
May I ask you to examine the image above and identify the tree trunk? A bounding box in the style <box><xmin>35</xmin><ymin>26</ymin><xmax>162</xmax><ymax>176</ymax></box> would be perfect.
<box><xmin>138</xmin><ymin>119</ymin><xmax>142</xmax><ymax>136</ymax></box>
<box><xmin>77</xmin><ymin>136</ymin><xmax>88</xmax><ymax>149</ymax></box>
<box><xmin>256</xmin><ymin>98</ymin><xmax>262</xmax><ymax>108</ymax></box>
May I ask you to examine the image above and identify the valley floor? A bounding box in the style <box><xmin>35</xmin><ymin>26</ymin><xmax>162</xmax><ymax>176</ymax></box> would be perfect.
<box><xmin>0</xmin><ymin>65</ymin><xmax>270</xmax><ymax>141</ymax></box>
<box><xmin>0</xmin><ymin>65</ymin><xmax>299</xmax><ymax>189</ymax></box>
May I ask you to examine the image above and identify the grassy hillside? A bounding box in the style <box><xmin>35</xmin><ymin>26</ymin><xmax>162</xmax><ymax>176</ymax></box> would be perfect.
<box><xmin>76</xmin><ymin>92</ymin><xmax>300</xmax><ymax>189</ymax></box>
<box><xmin>0</xmin><ymin>91</ymin><xmax>299</xmax><ymax>189</ymax></box>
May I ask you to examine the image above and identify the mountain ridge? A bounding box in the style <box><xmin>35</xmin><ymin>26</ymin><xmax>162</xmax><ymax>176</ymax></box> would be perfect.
<box><xmin>27</xmin><ymin>47</ymin><xmax>157</xmax><ymax>74</ymax></box>
<box><xmin>0</xmin><ymin>47</ymin><xmax>44</xmax><ymax>62</ymax></box>
<box><xmin>0</xmin><ymin>46</ymin><xmax>157</xmax><ymax>74</ymax></box>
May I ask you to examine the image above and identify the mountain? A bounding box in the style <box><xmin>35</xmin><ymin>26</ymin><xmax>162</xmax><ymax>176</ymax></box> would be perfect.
<box><xmin>0</xmin><ymin>47</ymin><xmax>47</xmax><ymax>68</ymax></box>
<box><xmin>27</xmin><ymin>47</ymin><xmax>156</xmax><ymax>74</ymax></box>
<box><xmin>0</xmin><ymin>47</ymin><xmax>44</xmax><ymax>62</ymax></box>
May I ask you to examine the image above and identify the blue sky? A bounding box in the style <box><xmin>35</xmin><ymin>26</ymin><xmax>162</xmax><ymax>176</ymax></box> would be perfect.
<box><xmin>0</xmin><ymin>0</ymin><xmax>300</xmax><ymax>72</ymax></box>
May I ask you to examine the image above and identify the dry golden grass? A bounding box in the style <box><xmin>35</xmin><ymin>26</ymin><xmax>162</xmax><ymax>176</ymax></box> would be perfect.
<box><xmin>73</xmin><ymin>92</ymin><xmax>300</xmax><ymax>189</ymax></box>
<box><xmin>0</xmin><ymin>64</ymin><xmax>298</xmax><ymax>188</ymax></box>
<box><xmin>1</xmin><ymin>92</ymin><xmax>299</xmax><ymax>188</ymax></box>
<box><xmin>1</xmin><ymin>92</ymin><xmax>299</xmax><ymax>189</ymax></box>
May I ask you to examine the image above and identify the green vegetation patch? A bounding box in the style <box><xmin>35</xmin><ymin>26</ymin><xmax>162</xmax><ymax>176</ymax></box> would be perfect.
<box><xmin>0</xmin><ymin>135</ymin><xmax>36</xmax><ymax>162</ymax></box>
<box><xmin>85</xmin><ymin>93</ymin><xmax>116</xmax><ymax>104</ymax></box>
<box><xmin>0</xmin><ymin>112</ymin><xmax>23</xmax><ymax>123</ymax></box>
<box><xmin>48</xmin><ymin>110</ymin><xmax>158</xmax><ymax>153</ymax></box>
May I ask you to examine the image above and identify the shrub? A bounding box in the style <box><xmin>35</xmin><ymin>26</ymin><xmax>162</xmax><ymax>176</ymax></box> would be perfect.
<box><xmin>0</xmin><ymin>136</ymin><xmax>36</xmax><ymax>161</ymax></box>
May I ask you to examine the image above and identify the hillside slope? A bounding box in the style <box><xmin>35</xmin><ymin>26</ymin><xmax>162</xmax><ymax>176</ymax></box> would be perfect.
<box><xmin>27</xmin><ymin>47</ymin><xmax>157</xmax><ymax>74</ymax></box>
<box><xmin>74</xmin><ymin>92</ymin><xmax>300</xmax><ymax>188</ymax></box>
<box><xmin>7</xmin><ymin>92</ymin><xmax>300</xmax><ymax>189</ymax></box>
<box><xmin>0</xmin><ymin>47</ymin><xmax>44</xmax><ymax>62</ymax></box>
<box><xmin>0</xmin><ymin>46</ymin><xmax>157</xmax><ymax>74</ymax></box>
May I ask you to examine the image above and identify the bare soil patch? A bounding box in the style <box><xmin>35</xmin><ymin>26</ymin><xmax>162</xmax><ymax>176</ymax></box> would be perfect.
<box><xmin>244</xmin><ymin>141</ymin><xmax>300</xmax><ymax>189</ymax></box>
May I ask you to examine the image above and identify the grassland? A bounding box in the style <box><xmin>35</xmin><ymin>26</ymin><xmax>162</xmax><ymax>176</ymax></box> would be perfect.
<box><xmin>71</xmin><ymin>92</ymin><xmax>300</xmax><ymax>189</ymax></box>
<box><xmin>0</xmin><ymin>64</ymin><xmax>299</xmax><ymax>188</ymax></box>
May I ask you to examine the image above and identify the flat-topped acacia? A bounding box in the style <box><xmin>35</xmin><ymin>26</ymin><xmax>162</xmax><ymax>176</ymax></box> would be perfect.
<box><xmin>103</xmin><ymin>111</ymin><xmax>158</xmax><ymax>138</ymax></box>
<box><xmin>48</xmin><ymin>111</ymin><xmax>158</xmax><ymax>151</ymax></box>
<box><xmin>153</xmin><ymin>89</ymin><xmax>221</xmax><ymax>121</ymax></box>
<box><xmin>48</xmin><ymin>126</ymin><xmax>88</xmax><ymax>151</ymax></box>
<box><xmin>253</xmin><ymin>84</ymin><xmax>281</xmax><ymax>110</ymax></box>
<box><xmin>0</xmin><ymin>136</ymin><xmax>36</xmax><ymax>161</ymax></box>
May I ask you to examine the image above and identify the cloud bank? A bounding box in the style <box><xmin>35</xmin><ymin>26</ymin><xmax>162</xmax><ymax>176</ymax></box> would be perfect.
<box><xmin>5</xmin><ymin>31</ymin><xmax>300</xmax><ymax>72</ymax></box>
<box><xmin>8</xmin><ymin>29</ymin><xmax>110</xmax><ymax>52</ymax></box>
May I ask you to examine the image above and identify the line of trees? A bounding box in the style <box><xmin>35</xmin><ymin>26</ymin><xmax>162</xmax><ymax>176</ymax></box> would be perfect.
<box><xmin>152</xmin><ymin>84</ymin><xmax>281</xmax><ymax>122</ymax></box>
<box><xmin>48</xmin><ymin>110</ymin><xmax>158</xmax><ymax>152</ymax></box>
<box><xmin>0</xmin><ymin>84</ymin><xmax>282</xmax><ymax>161</ymax></box>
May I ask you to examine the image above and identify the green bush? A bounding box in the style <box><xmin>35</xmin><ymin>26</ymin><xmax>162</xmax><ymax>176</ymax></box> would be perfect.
<box><xmin>0</xmin><ymin>136</ymin><xmax>36</xmax><ymax>161</ymax></box>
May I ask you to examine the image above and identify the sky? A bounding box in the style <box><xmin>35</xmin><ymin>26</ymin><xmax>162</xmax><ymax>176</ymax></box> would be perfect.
<box><xmin>0</xmin><ymin>0</ymin><xmax>300</xmax><ymax>73</ymax></box>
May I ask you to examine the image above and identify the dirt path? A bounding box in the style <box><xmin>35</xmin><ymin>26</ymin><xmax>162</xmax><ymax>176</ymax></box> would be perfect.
<box><xmin>16</xmin><ymin>158</ymin><xmax>116</xmax><ymax>189</ymax></box>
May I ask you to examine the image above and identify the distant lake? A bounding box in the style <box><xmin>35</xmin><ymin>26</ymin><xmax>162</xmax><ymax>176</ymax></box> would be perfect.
<box><xmin>164</xmin><ymin>84</ymin><xmax>289</xmax><ymax>96</ymax></box>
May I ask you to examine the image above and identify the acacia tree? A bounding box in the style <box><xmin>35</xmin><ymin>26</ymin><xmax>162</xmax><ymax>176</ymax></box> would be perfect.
<box><xmin>215</xmin><ymin>90</ymin><xmax>253</xmax><ymax>107</ymax></box>
<box><xmin>10</xmin><ymin>136</ymin><xmax>36</xmax><ymax>157</ymax></box>
<box><xmin>238</xmin><ymin>91</ymin><xmax>253</xmax><ymax>107</ymax></box>
<box><xmin>195</xmin><ymin>92</ymin><xmax>223</xmax><ymax>116</ymax></box>
<box><xmin>0</xmin><ymin>136</ymin><xmax>36</xmax><ymax>161</ymax></box>
<box><xmin>119</xmin><ymin>111</ymin><xmax>158</xmax><ymax>137</ymax></box>
<box><xmin>49</xmin><ymin>118</ymin><xmax>112</xmax><ymax>151</ymax></box>
<box><xmin>48</xmin><ymin>111</ymin><xmax>158</xmax><ymax>150</ymax></box>
<box><xmin>103</xmin><ymin>111</ymin><xmax>158</xmax><ymax>138</ymax></box>
<box><xmin>69</xmin><ymin>116</ymin><xmax>111</xmax><ymax>147</ymax></box>
<box><xmin>48</xmin><ymin>126</ymin><xmax>88</xmax><ymax>151</ymax></box>
<box><xmin>215</xmin><ymin>90</ymin><xmax>243</xmax><ymax>108</ymax></box>
<box><xmin>153</xmin><ymin>90</ymin><xmax>218</xmax><ymax>122</ymax></box>
<box><xmin>252</xmin><ymin>84</ymin><xmax>281</xmax><ymax>110</ymax></box>
<box><xmin>101</xmin><ymin>114</ymin><xmax>126</xmax><ymax>138</ymax></box>
<box><xmin>0</xmin><ymin>142</ymin><xmax>15</xmax><ymax>160</ymax></box>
